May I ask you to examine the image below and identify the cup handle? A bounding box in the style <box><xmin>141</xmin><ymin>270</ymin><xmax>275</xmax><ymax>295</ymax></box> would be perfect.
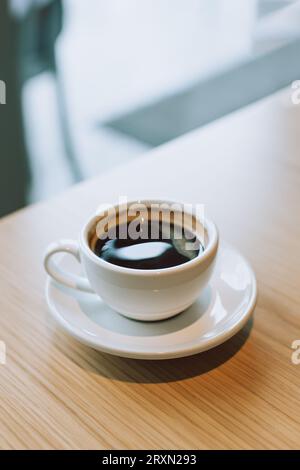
<box><xmin>44</xmin><ymin>240</ymin><xmax>93</xmax><ymax>293</ymax></box>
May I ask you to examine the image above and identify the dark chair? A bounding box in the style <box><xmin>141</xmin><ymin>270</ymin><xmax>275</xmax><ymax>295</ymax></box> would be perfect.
<box><xmin>0</xmin><ymin>0</ymin><xmax>80</xmax><ymax>217</ymax></box>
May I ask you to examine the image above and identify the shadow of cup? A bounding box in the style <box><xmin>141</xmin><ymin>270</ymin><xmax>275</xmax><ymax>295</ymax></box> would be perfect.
<box><xmin>55</xmin><ymin>317</ymin><xmax>253</xmax><ymax>384</ymax></box>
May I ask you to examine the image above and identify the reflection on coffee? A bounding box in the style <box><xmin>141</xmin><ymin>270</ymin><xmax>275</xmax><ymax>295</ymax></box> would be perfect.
<box><xmin>91</xmin><ymin>220</ymin><xmax>204</xmax><ymax>270</ymax></box>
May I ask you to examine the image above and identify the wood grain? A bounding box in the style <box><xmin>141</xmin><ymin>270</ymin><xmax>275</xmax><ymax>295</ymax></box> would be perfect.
<box><xmin>0</xmin><ymin>89</ymin><xmax>300</xmax><ymax>449</ymax></box>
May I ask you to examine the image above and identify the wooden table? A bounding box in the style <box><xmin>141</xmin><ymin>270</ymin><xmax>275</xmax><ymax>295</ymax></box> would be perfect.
<box><xmin>0</xmin><ymin>89</ymin><xmax>300</xmax><ymax>450</ymax></box>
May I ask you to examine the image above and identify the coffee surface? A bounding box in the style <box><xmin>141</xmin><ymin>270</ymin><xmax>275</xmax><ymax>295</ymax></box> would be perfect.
<box><xmin>91</xmin><ymin>220</ymin><xmax>203</xmax><ymax>270</ymax></box>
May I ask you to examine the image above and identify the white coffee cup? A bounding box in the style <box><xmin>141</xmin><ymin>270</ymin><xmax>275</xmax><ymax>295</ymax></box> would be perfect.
<box><xmin>44</xmin><ymin>199</ymin><xmax>219</xmax><ymax>321</ymax></box>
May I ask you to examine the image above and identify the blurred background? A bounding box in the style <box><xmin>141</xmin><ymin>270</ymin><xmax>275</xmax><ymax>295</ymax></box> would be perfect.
<box><xmin>1</xmin><ymin>0</ymin><xmax>300</xmax><ymax>217</ymax></box>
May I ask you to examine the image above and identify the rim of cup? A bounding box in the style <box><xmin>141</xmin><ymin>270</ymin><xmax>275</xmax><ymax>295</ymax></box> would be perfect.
<box><xmin>80</xmin><ymin>199</ymin><xmax>219</xmax><ymax>277</ymax></box>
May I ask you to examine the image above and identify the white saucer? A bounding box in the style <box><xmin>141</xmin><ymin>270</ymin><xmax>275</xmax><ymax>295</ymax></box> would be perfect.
<box><xmin>45</xmin><ymin>242</ymin><xmax>257</xmax><ymax>360</ymax></box>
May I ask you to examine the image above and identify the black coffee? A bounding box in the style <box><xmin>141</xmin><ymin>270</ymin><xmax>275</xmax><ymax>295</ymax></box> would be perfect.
<box><xmin>91</xmin><ymin>220</ymin><xmax>203</xmax><ymax>270</ymax></box>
